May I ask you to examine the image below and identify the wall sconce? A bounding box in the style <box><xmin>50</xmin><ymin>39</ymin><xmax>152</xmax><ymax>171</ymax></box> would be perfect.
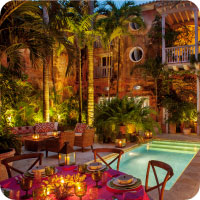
<box><xmin>133</xmin><ymin>85</ymin><xmax>142</xmax><ymax>90</ymax></box>
<box><xmin>104</xmin><ymin>87</ymin><xmax>109</xmax><ymax>91</ymax></box>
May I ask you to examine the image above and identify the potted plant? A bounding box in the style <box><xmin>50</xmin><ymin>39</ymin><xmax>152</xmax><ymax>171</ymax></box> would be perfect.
<box><xmin>181</xmin><ymin>108</ymin><xmax>196</xmax><ymax>135</ymax></box>
<box><xmin>183</xmin><ymin>120</ymin><xmax>192</xmax><ymax>135</ymax></box>
<box><xmin>94</xmin><ymin>97</ymin><xmax>160</xmax><ymax>142</ymax></box>
<box><xmin>0</xmin><ymin>128</ymin><xmax>22</xmax><ymax>181</ymax></box>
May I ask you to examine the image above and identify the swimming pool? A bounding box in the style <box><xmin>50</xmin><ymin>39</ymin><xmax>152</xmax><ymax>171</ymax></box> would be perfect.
<box><xmin>109</xmin><ymin>140</ymin><xmax>200</xmax><ymax>190</ymax></box>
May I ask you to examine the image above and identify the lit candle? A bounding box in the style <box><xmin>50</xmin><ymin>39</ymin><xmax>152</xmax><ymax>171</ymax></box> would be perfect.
<box><xmin>74</xmin><ymin>182</ymin><xmax>87</xmax><ymax>200</ymax></box>
<box><xmin>60</xmin><ymin>177</ymin><xmax>64</xmax><ymax>184</ymax></box>
<box><xmin>119</xmin><ymin>140</ymin><xmax>122</xmax><ymax>147</ymax></box>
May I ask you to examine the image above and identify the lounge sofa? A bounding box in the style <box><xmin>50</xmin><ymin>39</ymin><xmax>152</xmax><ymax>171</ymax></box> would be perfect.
<box><xmin>11</xmin><ymin>122</ymin><xmax>59</xmax><ymax>142</ymax></box>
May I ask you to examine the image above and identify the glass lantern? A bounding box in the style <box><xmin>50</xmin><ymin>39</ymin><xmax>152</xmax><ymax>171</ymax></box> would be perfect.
<box><xmin>115</xmin><ymin>132</ymin><xmax>126</xmax><ymax>148</ymax></box>
<box><xmin>145</xmin><ymin>131</ymin><xmax>152</xmax><ymax>139</ymax></box>
<box><xmin>58</xmin><ymin>152</ymin><xmax>76</xmax><ymax>166</ymax></box>
<box><xmin>32</xmin><ymin>133</ymin><xmax>40</xmax><ymax>140</ymax></box>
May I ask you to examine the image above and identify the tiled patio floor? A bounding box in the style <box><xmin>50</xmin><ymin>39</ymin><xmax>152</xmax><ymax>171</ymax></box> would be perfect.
<box><xmin>10</xmin><ymin>133</ymin><xmax>200</xmax><ymax>199</ymax></box>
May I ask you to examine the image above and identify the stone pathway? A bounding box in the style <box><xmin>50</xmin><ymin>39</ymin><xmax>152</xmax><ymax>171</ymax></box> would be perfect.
<box><xmin>7</xmin><ymin>133</ymin><xmax>200</xmax><ymax>199</ymax></box>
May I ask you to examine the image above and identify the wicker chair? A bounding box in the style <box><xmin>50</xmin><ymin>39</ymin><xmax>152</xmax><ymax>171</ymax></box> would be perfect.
<box><xmin>74</xmin><ymin>128</ymin><xmax>95</xmax><ymax>152</ymax></box>
<box><xmin>45</xmin><ymin>131</ymin><xmax>75</xmax><ymax>157</ymax></box>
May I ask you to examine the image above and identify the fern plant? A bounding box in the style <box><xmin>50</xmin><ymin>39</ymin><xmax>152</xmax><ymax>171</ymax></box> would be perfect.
<box><xmin>94</xmin><ymin>97</ymin><xmax>160</xmax><ymax>142</ymax></box>
<box><xmin>0</xmin><ymin>128</ymin><xmax>22</xmax><ymax>154</ymax></box>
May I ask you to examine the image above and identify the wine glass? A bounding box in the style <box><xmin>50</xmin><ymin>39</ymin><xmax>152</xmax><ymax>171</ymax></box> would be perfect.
<box><xmin>91</xmin><ymin>171</ymin><xmax>102</xmax><ymax>188</ymax></box>
<box><xmin>45</xmin><ymin>166</ymin><xmax>55</xmax><ymax>176</ymax></box>
<box><xmin>20</xmin><ymin>177</ymin><xmax>33</xmax><ymax>199</ymax></box>
<box><xmin>78</xmin><ymin>164</ymin><xmax>87</xmax><ymax>174</ymax></box>
<box><xmin>74</xmin><ymin>182</ymin><xmax>87</xmax><ymax>200</ymax></box>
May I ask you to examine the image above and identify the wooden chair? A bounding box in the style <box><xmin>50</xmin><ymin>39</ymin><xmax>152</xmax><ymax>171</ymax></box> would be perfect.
<box><xmin>74</xmin><ymin>128</ymin><xmax>95</xmax><ymax>152</ymax></box>
<box><xmin>1</xmin><ymin>153</ymin><xmax>43</xmax><ymax>178</ymax></box>
<box><xmin>145</xmin><ymin>160</ymin><xmax>174</xmax><ymax>200</ymax></box>
<box><xmin>45</xmin><ymin>131</ymin><xmax>75</xmax><ymax>157</ymax></box>
<box><xmin>93</xmin><ymin>148</ymin><xmax>124</xmax><ymax>171</ymax></box>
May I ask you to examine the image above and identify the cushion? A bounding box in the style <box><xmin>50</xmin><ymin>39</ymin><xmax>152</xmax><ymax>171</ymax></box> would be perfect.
<box><xmin>75</xmin><ymin>132</ymin><xmax>82</xmax><ymax>136</ymax></box>
<box><xmin>35</xmin><ymin>122</ymin><xmax>58</xmax><ymax>133</ymax></box>
<box><xmin>74</xmin><ymin>123</ymin><xmax>88</xmax><ymax>134</ymax></box>
<box><xmin>11</xmin><ymin>126</ymin><xmax>34</xmax><ymax>135</ymax></box>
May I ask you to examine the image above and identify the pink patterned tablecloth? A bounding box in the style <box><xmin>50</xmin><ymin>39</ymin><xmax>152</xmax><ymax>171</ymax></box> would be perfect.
<box><xmin>0</xmin><ymin>166</ymin><xmax>150</xmax><ymax>200</ymax></box>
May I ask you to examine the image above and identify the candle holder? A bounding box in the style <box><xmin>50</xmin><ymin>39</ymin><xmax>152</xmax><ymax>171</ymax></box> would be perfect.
<box><xmin>115</xmin><ymin>132</ymin><xmax>126</xmax><ymax>148</ymax></box>
<box><xmin>20</xmin><ymin>178</ymin><xmax>33</xmax><ymax>199</ymax></box>
<box><xmin>53</xmin><ymin>131</ymin><xmax>58</xmax><ymax>137</ymax></box>
<box><xmin>45</xmin><ymin>166</ymin><xmax>55</xmax><ymax>176</ymax></box>
<box><xmin>74</xmin><ymin>182</ymin><xmax>87</xmax><ymax>200</ymax></box>
<box><xmin>32</xmin><ymin>133</ymin><xmax>40</xmax><ymax>140</ymax></box>
<box><xmin>78</xmin><ymin>164</ymin><xmax>87</xmax><ymax>174</ymax></box>
<box><xmin>91</xmin><ymin>171</ymin><xmax>103</xmax><ymax>188</ymax></box>
<box><xmin>145</xmin><ymin>131</ymin><xmax>152</xmax><ymax>139</ymax></box>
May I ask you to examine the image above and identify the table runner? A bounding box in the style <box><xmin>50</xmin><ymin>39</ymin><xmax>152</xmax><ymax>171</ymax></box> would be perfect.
<box><xmin>0</xmin><ymin>165</ymin><xmax>150</xmax><ymax>200</ymax></box>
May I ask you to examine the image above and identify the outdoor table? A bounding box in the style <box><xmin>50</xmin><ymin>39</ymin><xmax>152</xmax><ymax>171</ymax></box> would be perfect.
<box><xmin>0</xmin><ymin>165</ymin><xmax>150</xmax><ymax>200</ymax></box>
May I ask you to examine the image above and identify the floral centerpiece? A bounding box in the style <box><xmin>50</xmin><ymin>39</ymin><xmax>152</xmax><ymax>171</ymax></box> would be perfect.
<box><xmin>37</xmin><ymin>173</ymin><xmax>86</xmax><ymax>200</ymax></box>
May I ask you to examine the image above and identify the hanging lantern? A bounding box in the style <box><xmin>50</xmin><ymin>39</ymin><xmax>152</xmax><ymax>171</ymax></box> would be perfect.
<box><xmin>115</xmin><ymin>132</ymin><xmax>126</xmax><ymax>148</ymax></box>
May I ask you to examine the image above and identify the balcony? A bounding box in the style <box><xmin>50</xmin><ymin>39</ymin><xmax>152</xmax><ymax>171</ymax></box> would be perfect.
<box><xmin>165</xmin><ymin>44</ymin><xmax>200</xmax><ymax>65</ymax></box>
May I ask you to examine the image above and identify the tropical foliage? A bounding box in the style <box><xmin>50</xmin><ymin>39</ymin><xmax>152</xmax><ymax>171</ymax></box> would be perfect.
<box><xmin>0</xmin><ymin>128</ymin><xmax>21</xmax><ymax>154</ymax></box>
<box><xmin>94</xmin><ymin>97</ymin><xmax>160</xmax><ymax>142</ymax></box>
<box><xmin>97</xmin><ymin>0</ymin><xmax>143</xmax><ymax>96</ymax></box>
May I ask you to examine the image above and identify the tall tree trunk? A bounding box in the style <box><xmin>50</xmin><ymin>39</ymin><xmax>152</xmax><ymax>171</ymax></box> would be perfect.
<box><xmin>78</xmin><ymin>47</ymin><xmax>82</xmax><ymax>123</ymax></box>
<box><xmin>108</xmin><ymin>45</ymin><xmax>111</xmax><ymax>101</ymax></box>
<box><xmin>87</xmin><ymin>44</ymin><xmax>94</xmax><ymax>126</ymax></box>
<box><xmin>155</xmin><ymin>79</ymin><xmax>158</xmax><ymax>122</ymax></box>
<box><xmin>51</xmin><ymin>49</ymin><xmax>56</xmax><ymax>104</ymax></box>
<box><xmin>42</xmin><ymin>6</ymin><xmax>50</xmax><ymax>122</ymax></box>
<box><xmin>116</xmin><ymin>37</ymin><xmax>120</xmax><ymax>97</ymax></box>
<box><xmin>43</xmin><ymin>57</ymin><xmax>50</xmax><ymax>122</ymax></box>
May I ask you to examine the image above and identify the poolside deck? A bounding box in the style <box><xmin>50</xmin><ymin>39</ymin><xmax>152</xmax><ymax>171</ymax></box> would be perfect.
<box><xmin>8</xmin><ymin>133</ymin><xmax>200</xmax><ymax>199</ymax></box>
<box><xmin>155</xmin><ymin>133</ymin><xmax>200</xmax><ymax>200</ymax></box>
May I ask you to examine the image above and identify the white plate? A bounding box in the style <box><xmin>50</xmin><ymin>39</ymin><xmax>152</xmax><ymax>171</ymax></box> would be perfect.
<box><xmin>87</xmin><ymin>165</ymin><xmax>106</xmax><ymax>172</ymax></box>
<box><xmin>27</xmin><ymin>168</ymin><xmax>58</xmax><ymax>176</ymax></box>
<box><xmin>112</xmin><ymin>177</ymin><xmax>137</xmax><ymax>187</ymax></box>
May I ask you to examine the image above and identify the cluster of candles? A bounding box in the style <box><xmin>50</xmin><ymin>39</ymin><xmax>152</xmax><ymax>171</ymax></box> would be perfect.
<box><xmin>36</xmin><ymin>174</ymin><xmax>87</xmax><ymax>200</ymax></box>
<box><xmin>145</xmin><ymin>131</ymin><xmax>153</xmax><ymax>139</ymax></box>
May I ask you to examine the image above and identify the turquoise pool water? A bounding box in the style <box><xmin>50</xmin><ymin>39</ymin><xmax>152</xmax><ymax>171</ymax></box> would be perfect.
<box><xmin>109</xmin><ymin>140</ymin><xmax>200</xmax><ymax>190</ymax></box>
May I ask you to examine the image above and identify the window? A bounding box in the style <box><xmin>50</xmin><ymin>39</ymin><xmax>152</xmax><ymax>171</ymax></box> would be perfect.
<box><xmin>101</xmin><ymin>56</ymin><xmax>112</xmax><ymax>67</ymax></box>
<box><xmin>129</xmin><ymin>47</ymin><xmax>143</xmax><ymax>62</ymax></box>
<box><xmin>128</xmin><ymin>96</ymin><xmax>149</xmax><ymax>107</ymax></box>
<box><xmin>98</xmin><ymin>97</ymin><xmax>116</xmax><ymax>104</ymax></box>
<box><xmin>95</xmin><ymin>55</ymin><xmax>112</xmax><ymax>78</ymax></box>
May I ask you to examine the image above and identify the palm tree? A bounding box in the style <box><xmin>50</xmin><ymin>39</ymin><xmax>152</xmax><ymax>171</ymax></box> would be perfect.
<box><xmin>0</xmin><ymin>1</ymin><xmax>74</xmax><ymax>122</ymax></box>
<box><xmin>65</xmin><ymin>4</ymin><xmax>95</xmax><ymax>123</ymax></box>
<box><xmin>66</xmin><ymin>1</ymin><xmax>98</xmax><ymax>126</ymax></box>
<box><xmin>97</xmin><ymin>1</ymin><xmax>142</xmax><ymax>96</ymax></box>
<box><xmin>0</xmin><ymin>1</ymin><xmax>52</xmax><ymax>121</ymax></box>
